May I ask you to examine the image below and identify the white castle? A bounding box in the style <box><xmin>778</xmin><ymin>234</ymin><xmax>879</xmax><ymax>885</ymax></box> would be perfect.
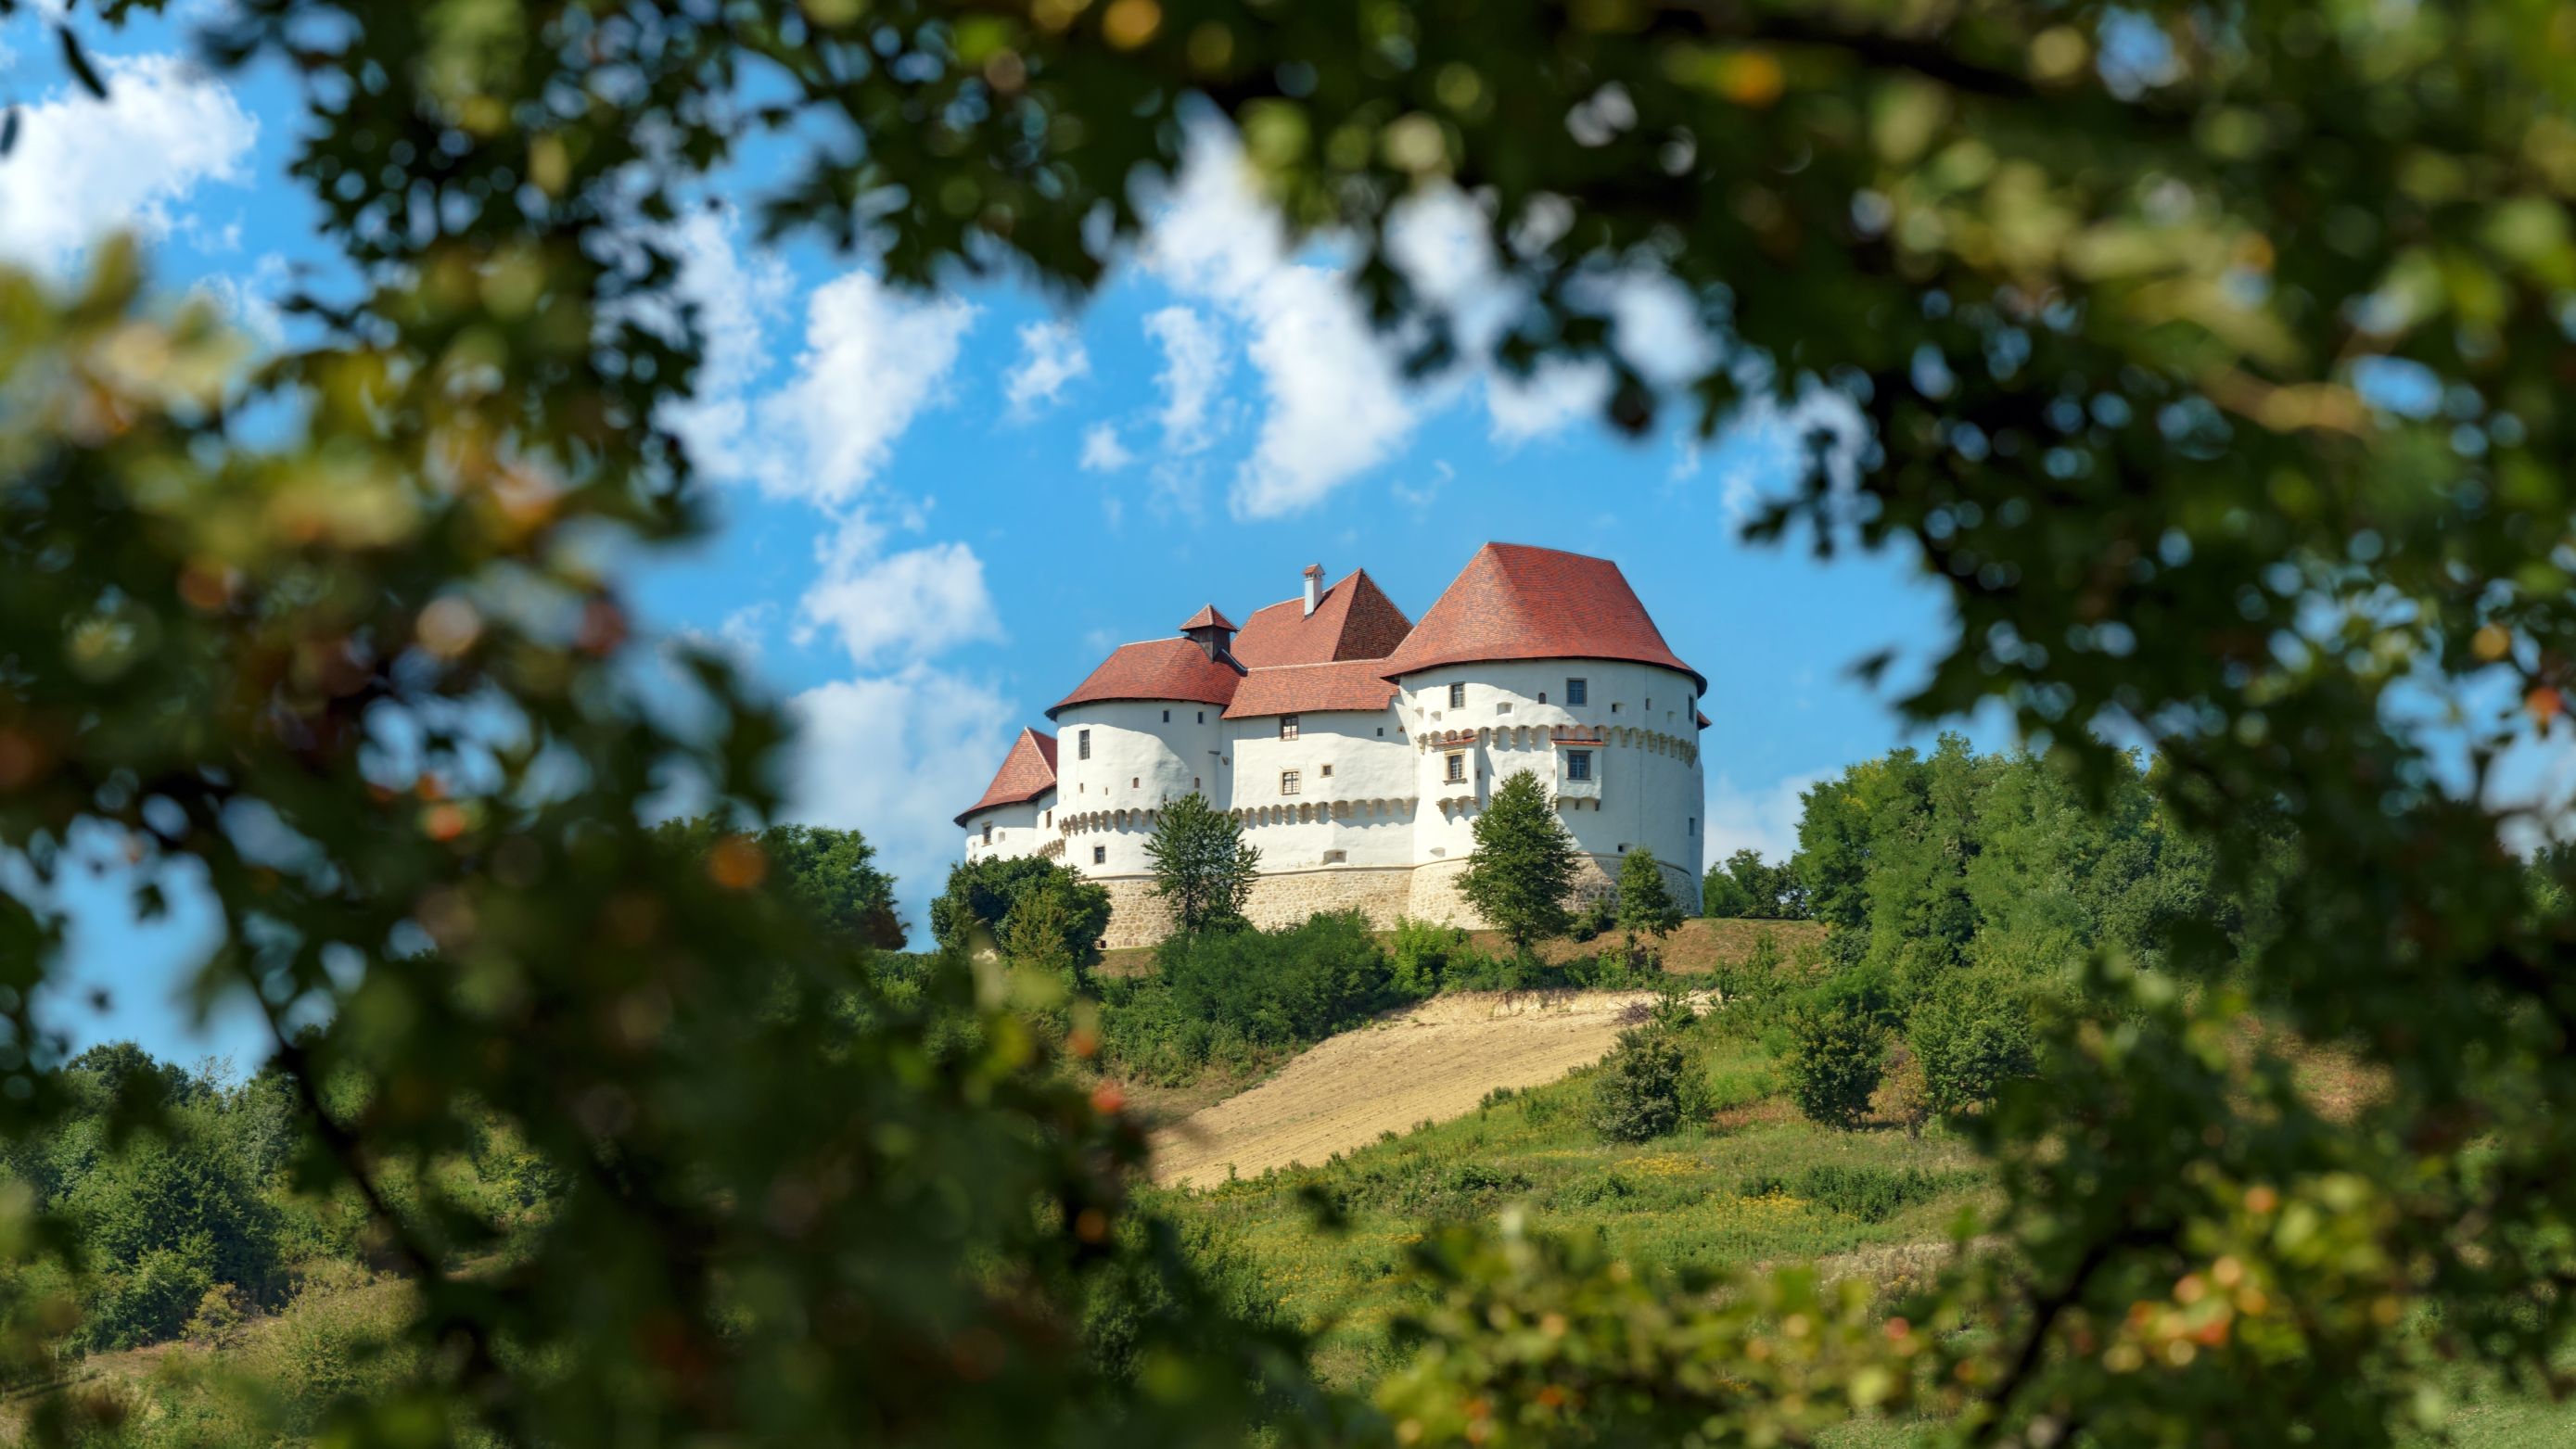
<box><xmin>956</xmin><ymin>542</ymin><xmax>1708</xmax><ymax>947</ymax></box>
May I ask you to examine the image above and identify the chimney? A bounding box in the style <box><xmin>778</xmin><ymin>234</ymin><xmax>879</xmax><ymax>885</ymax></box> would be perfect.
<box><xmin>1302</xmin><ymin>563</ymin><xmax>1323</xmax><ymax>616</ymax></box>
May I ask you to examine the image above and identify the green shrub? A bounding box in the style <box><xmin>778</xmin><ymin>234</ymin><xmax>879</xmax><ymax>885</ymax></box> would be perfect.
<box><xmin>1910</xmin><ymin>968</ymin><xmax>2041</xmax><ymax>1116</ymax></box>
<box><xmin>1567</xmin><ymin>896</ymin><xmax>1614</xmax><ymax>943</ymax></box>
<box><xmin>1740</xmin><ymin>1165</ymin><xmax>1958</xmax><ymax>1223</ymax></box>
<box><xmin>1780</xmin><ymin>1001</ymin><xmax>1886</xmax><ymax>1131</ymax></box>
<box><xmin>1327</xmin><ymin>1159</ymin><xmax>1534</xmax><ymax>1220</ymax></box>
<box><xmin>1388</xmin><ymin>916</ymin><xmax>1468</xmax><ymax>996</ymax></box>
<box><xmin>1098</xmin><ymin>910</ymin><xmax>1396</xmax><ymax>1082</ymax></box>
<box><xmin>1590</xmin><ymin>1028</ymin><xmax>1687</xmax><ymax>1143</ymax></box>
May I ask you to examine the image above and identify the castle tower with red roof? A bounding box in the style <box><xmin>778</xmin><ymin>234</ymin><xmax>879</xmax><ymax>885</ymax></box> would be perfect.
<box><xmin>957</xmin><ymin>545</ymin><xmax>1707</xmax><ymax>947</ymax></box>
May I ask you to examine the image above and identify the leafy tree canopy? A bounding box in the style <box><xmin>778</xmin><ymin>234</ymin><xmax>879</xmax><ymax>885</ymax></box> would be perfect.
<box><xmin>6</xmin><ymin>0</ymin><xmax>2576</xmax><ymax>1441</ymax></box>
<box><xmin>1454</xmin><ymin>770</ymin><xmax>1579</xmax><ymax>956</ymax></box>
<box><xmin>1143</xmin><ymin>792</ymin><xmax>1260</xmax><ymax>935</ymax></box>
<box><xmin>931</xmin><ymin>854</ymin><xmax>1114</xmax><ymax>968</ymax></box>
<box><xmin>654</xmin><ymin>817</ymin><xmax>908</xmax><ymax>948</ymax></box>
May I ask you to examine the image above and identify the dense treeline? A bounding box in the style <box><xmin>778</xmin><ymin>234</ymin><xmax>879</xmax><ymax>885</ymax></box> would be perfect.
<box><xmin>1707</xmin><ymin>737</ymin><xmax>2284</xmax><ymax>1129</ymax></box>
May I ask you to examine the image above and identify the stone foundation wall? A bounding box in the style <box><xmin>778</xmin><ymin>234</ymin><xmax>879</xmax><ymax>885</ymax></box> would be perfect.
<box><xmin>1095</xmin><ymin>876</ymin><xmax>1175</xmax><ymax>950</ymax></box>
<box><xmin>1243</xmin><ymin>866</ymin><xmax>1417</xmax><ymax>933</ymax></box>
<box><xmin>1098</xmin><ymin>853</ymin><xmax>1699</xmax><ymax>950</ymax></box>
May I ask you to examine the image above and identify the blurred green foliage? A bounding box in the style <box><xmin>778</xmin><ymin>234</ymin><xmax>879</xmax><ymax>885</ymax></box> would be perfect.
<box><xmin>2</xmin><ymin>0</ymin><xmax>2575</xmax><ymax>1442</ymax></box>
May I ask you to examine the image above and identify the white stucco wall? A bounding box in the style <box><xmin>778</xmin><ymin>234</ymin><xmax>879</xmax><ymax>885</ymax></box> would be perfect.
<box><xmin>961</xmin><ymin>790</ymin><xmax>1057</xmax><ymax>866</ymax></box>
<box><xmin>1397</xmin><ymin>659</ymin><xmax>1704</xmax><ymax>909</ymax></box>
<box><xmin>1224</xmin><ymin>707</ymin><xmax>1418</xmax><ymax>870</ymax></box>
<box><xmin>1052</xmin><ymin>698</ymin><xmax>1229</xmax><ymax>877</ymax></box>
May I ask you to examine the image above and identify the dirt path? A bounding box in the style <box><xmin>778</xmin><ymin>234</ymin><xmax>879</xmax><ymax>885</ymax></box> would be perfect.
<box><xmin>1149</xmin><ymin>990</ymin><xmax>1662</xmax><ymax>1188</ymax></box>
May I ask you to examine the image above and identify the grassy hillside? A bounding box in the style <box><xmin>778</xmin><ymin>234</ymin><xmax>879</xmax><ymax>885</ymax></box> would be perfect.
<box><xmin>1150</xmin><ymin>1025</ymin><xmax>1984</xmax><ymax>1386</ymax></box>
<box><xmin>1098</xmin><ymin>914</ymin><xmax>1828</xmax><ymax>978</ymax></box>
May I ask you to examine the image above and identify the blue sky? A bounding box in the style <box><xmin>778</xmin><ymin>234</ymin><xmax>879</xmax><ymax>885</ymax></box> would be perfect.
<box><xmin>3</xmin><ymin>7</ymin><xmax>2001</xmax><ymax>1065</ymax></box>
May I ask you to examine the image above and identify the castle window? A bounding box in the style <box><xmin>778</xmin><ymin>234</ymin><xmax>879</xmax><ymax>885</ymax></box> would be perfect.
<box><xmin>1093</xmin><ymin>845</ymin><xmax>1106</xmax><ymax>865</ymax></box>
<box><xmin>1045</xmin><ymin>810</ymin><xmax>1052</xmax><ymax>827</ymax></box>
<box><xmin>1444</xmin><ymin>753</ymin><xmax>1466</xmax><ymax>784</ymax></box>
<box><xmin>983</xmin><ymin>822</ymin><xmax>993</xmax><ymax>844</ymax></box>
<box><xmin>1322</xmin><ymin>849</ymin><xmax>1345</xmax><ymax>865</ymax></box>
<box><xmin>1565</xmin><ymin>678</ymin><xmax>1588</xmax><ymax>705</ymax></box>
<box><xmin>1131</xmin><ymin>777</ymin><xmax>1140</xmax><ymax>788</ymax></box>
<box><xmin>1281</xmin><ymin>769</ymin><xmax>1301</xmax><ymax>795</ymax></box>
<box><xmin>1617</xmin><ymin>843</ymin><xmax>1628</xmax><ymax>853</ymax></box>
<box><xmin>1496</xmin><ymin>702</ymin><xmax>1511</xmax><ymax>715</ymax></box>
<box><xmin>1376</xmin><ymin>727</ymin><xmax>1384</xmax><ymax>736</ymax></box>
<box><xmin>1320</xmin><ymin>764</ymin><xmax>1333</xmax><ymax>778</ymax></box>
<box><xmin>1645</xmin><ymin>697</ymin><xmax>1651</xmax><ymax>711</ymax></box>
<box><xmin>1281</xmin><ymin>714</ymin><xmax>1299</xmax><ymax>741</ymax></box>
<box><xmin>1447</xmin><ymin>682</ymin><xmax>1467</xmax><ymax>708</ymax></box>
<box><xmin>1163</xmin><ymin>709</ymin><xmax>1170</xmax><ymax>722</ymax></box>
<box><xmin>1198</xmin><ymin>710</ymin><xmax>1205</xmax><ymax>723</ymax></box>
<box><xmin>1567</xmin><ymin>750</ymin><xmax>1592</xmax><ymax>782</ymax></box>
<box><xmin>1538</xmin><ymin>692</ymin><xmax>1548</xmax><ymax>704</ymax></box>
<box><xmin>1688</xmin><ymin>816</ymin><xmax>1695</xmax><ymax>836</ymax></box>
<box><xmin>1611</xmin><ymin>702</ymin><xmax>1622</xmax><ymax>714</ymax></box>
<box><xmin>1078</xmin><ymin>730</ymin><xmax>1091</xmax><ymax>760</ymax></box>
<box><xmin>1193</xmin><ymin>777</ymin><xmax>1201</xmax><ymax>790</ymax></box>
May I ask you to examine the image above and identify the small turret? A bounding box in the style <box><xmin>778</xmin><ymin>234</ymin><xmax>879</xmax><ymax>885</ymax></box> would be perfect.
<box><xmin>1179</xmin><ymin>604</ymin><xmax>1237</xmax><ymax>661</ymax></box>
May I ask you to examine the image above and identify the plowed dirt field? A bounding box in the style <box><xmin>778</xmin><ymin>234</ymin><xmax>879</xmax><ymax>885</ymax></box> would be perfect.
<box><xmin>1148</xmin><ymin>990</ymin><xmax>1665</xmax><ymax>1187</ymax></box>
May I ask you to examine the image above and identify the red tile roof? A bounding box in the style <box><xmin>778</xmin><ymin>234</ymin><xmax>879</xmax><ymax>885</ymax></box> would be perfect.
<box><xmin>955</xmin><ymin>728</ymin><xmax>1059</xmax><ymax>825</ymax></box>
<box><xmin>1048</xmin><ymin>637</ymin><xmax>1244</xmax><ymax>718</ymax></box>
<box><xmin>1222</xmin><ymin>660</ymin><xmax>1401</xmax><ymax>719</ymax></box>
<box><xmin>1180</xmin><ymin>603</ymin><xmax>1237</xmax><ymax>632</ymax></box>
<box><xmin>1379</xmin><ymin>543</ymin><xmax>1705</xmax><ymax>693</ymax></box>
<box><xmin>1231</xmin><ymin>568</ymin><xmax>1413</xmax><ymax>668</ymax></box>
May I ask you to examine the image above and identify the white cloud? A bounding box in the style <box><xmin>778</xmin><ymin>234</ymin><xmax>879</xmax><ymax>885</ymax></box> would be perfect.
<box><xmin>1702</xmin><ymin>769</ymin><xmax>1835</xmax><ymax>871</ymax></box>
<box><xmin>660</xmin><ymin>206</ymin><xmax>793</xmax><ymax>477</ymax></box>
<box><xmin>1142</xmin><ymin>305</ymin><xmax>1229</xmax><ymax>453</ymax></box>
<box><xmin>1702</xmin><ymin>386</ymin><xmax>1871</xmax><ymax>525</ymax></box>
<box><xmin>1486</xmin><ymin>359</ymin><xmax>1612</xmax><ymax>445</ymax></box>
<box><xmin>1144</xmin><ymin>137</ymin><xmax>1419</xmax><ymax>518</ymax></box>
<box><xmin>745</xmin><ymin>271</ymin><xmax>976</xmax><ymax>506</ymax></box>
<box><xmin>784</xmin><ymin>665</ymin><xmax>1020</xmax><ymax>939</ymax></box>
<box><xmin>797</xmin><ymin>525</ymin><xmax>1002</xmax><ymax>669</ymax></box>
<box><xmin>193</xmin><ymin>252</ymin><xmax>292</xmax><ymax>349</ymax></box>
<box><xmin>1080</xmin><ymin>422</ymin><xmax>1135</xmax><ymax>473</ymax></box>
<box><xmin>0</xmin><ymin>54</ymin><xmax>259</xmax><ymax>275</ymax></box>
<box><xmin>1003</xmin><ymin>320</ymin><xmax>1090</xmax><ymax>418</ymax></box>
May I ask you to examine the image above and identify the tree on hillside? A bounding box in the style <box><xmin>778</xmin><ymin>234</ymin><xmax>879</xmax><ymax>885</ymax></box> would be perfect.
<box><xmin>1616</xmin><ymin>848</ymin><xmax>1683</xmax><ymax>966</ymax></box>
<box><xmin>930</xmin><ymin>856</ymin><xmax>1112</xmax><ymax>967</ymax></box>
<box><xmin>1456</xmin><ymin>770</ymin><xmax>1579</xmax><ymax>957</ymax></box>
<box><xmin>20</xmin><ymin>0</ymin><xmax>2576</xmax><ymax>1439</ymax></box>
<box><xmin>1702</xmin><ymin>849</ymin><xmax>1808</xmax><ymax>922</ymax></box>
<box><xmin>1000</xmin><ymin>872</ymin><xmax>1083</xmax><ymax>984</ymax></box>
<box><xmin>1145</xmin><ymin>793</ymin><xmax>1261</xmax><ymax>935</ymax></box>
<box><xmin>656</xmin><ymin>818</ymin><xmax>908</xmax><ymax>948</ymax></box>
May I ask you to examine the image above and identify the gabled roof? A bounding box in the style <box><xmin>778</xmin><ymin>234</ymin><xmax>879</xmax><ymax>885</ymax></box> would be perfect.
<box><xmin>1378</xmin><ymin>543</ymin><xmax>1705</xmax><ymax>693</ymax></box>
<box><xmin>1049</xmin><ymin>637</ymin><xmax>1245</xmax><ymax>718</ymax></box>
<box><xmin>1222</xmin><ymin>660</ymin><xmax>1402</xmax><ymax>719</ymax></box>
<box><xmin>1180</xmin><ymin>604</ymin><xmax>1237</xmax><ymax>632</ymax></box>
<box><xmin>1231</xmin><ymin>568</ymin><xmax>1413</xmax><ymax>668</ymax></box>
<box><xmin>955</xmin><ymin>728</ymin><xmax>1059</xmax><ymax>825</ymax></box>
